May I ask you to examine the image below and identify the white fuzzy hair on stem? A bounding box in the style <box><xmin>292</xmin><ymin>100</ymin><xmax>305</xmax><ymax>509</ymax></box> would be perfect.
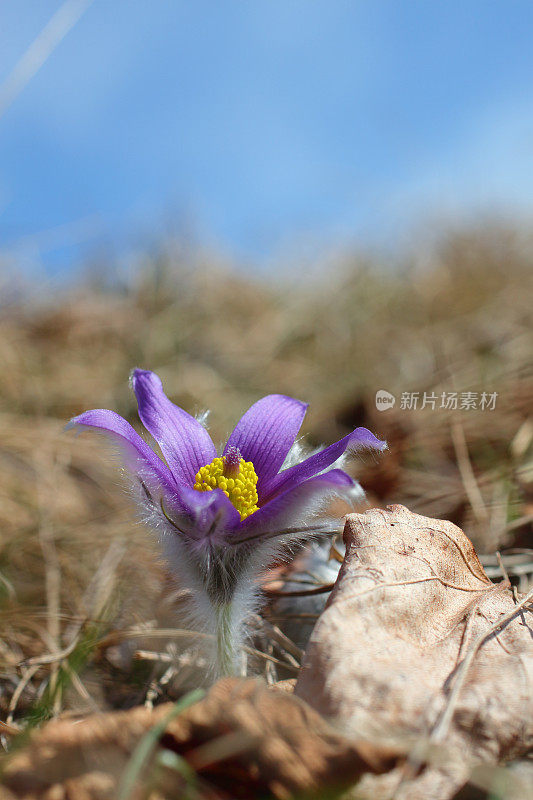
<box><xmin>133</xmin><ymin>471</ymin><xmax>345</xmax><ymax>678</ymax></box>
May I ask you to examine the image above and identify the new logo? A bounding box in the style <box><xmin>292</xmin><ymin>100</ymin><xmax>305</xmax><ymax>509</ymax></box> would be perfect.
<box><xmin>375</xmin><ymin>390</ymin><xmax>396</xmax><ymax>411</ymax></box>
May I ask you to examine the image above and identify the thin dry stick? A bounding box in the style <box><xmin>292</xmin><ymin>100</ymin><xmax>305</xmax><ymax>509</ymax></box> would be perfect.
<box><xmin>22</xmin><ymin>635</ymin><xmax>81</xmax><ymax>667</ymax></box>
<box><xmin>242</xmin><ymin>644</ymin><xmax>300</xmax><ymax>673</ymax></box>
<box><xmin>263</xmin><ymin>575</ymin><xmax>326</xmax><ymax>587</ymax></box>
<box><xmin>66</xmin><ymin>538</ymin><xmax>125</xmax><ymax>641</ymax></box>
<box><xmin>392</xmin><ymin>587</ymin><xmax>532</xmax><ymax>799</ymax></box>
<box><xmin>431</xmin><ymin>587</ymin><xmax>533</xmax><ymax>744</ymax></box>
<box><xmin>6</xmin><ymin>664</ymin><xmax>40</xmax><ymax>724</ymax></box>
<box><xmin>254</xmin><ymin>615</ymin><xmax>304</xmax><ymax>662</ymax></box>
<box><xmin>0</xmin><ymin>571</ymin><xmax>15</xmax><ymax>601</ymax></box>
<box><xmin>63</xmin><ymin>662</ymin><xmax>100</xmax><ymax>712</ymax></box>
<box><xmin>505</xmin><ymin>513</ymin><xmax>533</xmax><ymax>532</ymax></box>
<box><xmin>265</xmin><ymin>613</ymin><xmax>320</xmax><ymax>620</ymax></box>
<box><xmin>99</xmin><ymin>627</ymin><xmax>213</xmax><ymax>649</ymax></box>
<box><xmin>35</xmin><ymin>452</ymin><xmax>61</xmax><ymax>712</ymax></box>
<box><xmin>23</xmin><ymin>540</ymin><xmax>126</xmax><ymax>667</ymax></box>
<box><xmin>135</xmin><ymin>650</ymin><xmax>174</xmax><ymax>662</ymax></box>
<box><xmin>496</xmin><ymin>551</ymin><xmax>519</xmax><ymax>604</ymax></box>
<box><xmin>135</xmin><ymin>644</ymin><xmax>299</xmax><ymax>673</ymax></box>
<box><xmin>451</xmin><ymin>601</ymin><xmax>483</xmax><ymax>673</ymax></box>
<box><xmin>264</xmin><ymin>582</ymin><xmax>335</xmax><ymax>598</ymax></box>
<box><xmin>489</xmin><ymin>483</ymin><xmax>509</xmax><ymax>547</ymax></box>
<box><xmin>264</xmin><ymin>640</ymin><xmax>277</xmax><ymax>685</ymax></box>
<box><xmin>145</xmin><ymin>661</ymin><xmax>179</xmax><ymax>710</ymax></box>
<box><xmin>0</xmin><ymin>720</ymin><xmax>21</xmax><ymax>737</ymax></box>
<box><xmin>134</xmin><ymin>650</ymin><xmax>207</xmax><ymax>672</ymax></box>
<box><xmin>451</xmin><ymin>420</ymin><xmax>489</xmax><ymax>524</ymax></box>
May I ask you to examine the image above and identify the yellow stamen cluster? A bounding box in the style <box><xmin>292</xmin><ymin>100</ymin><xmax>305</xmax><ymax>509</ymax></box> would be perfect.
<box><xmin>193</xmin><ymin>456</ymin><xmax>259</xmax><ymax>520</ymax></box>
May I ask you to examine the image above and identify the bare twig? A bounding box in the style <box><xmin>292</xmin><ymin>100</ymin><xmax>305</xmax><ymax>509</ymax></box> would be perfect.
<box><xmin>7</xmin><ymin>664</ymin><xmax>40</xmax><ymax>724</ymax></box>
<box><xmin>264</xmin><ymin>582</ymin><xmax>335</xmax><ymax>598</ymax></box>
<box><xmin>254</xmin><ymin>615</ymin><xmax>304</xmax><ymax>662</ymax></box>
<box><xmin>496</xmin><ymin>551</ymin><xmax>519</xmax><ymax>604</ymax></box>
<box><xmin>0</xmin><ymin>719</ymin><xmax>21</xmax><ymax>736</ymax></box>
<box><xmin>35</xmin><ymin>451</ymin><xmax>62</xmax><ymax>713</ymax></box>
<box><xmin>451</xmin><ymin>420</ymin><xmax>489</xmax><ymax>524</ymax></box>
<box><xmin>431</xmin><ymin>588</ymin><xmax>533</xmax><ymax>743</ymax></box>
<box><xmin>242</xmin><ymin>645</ymin><xmax>299</xmax><ymax>674</ymax></box>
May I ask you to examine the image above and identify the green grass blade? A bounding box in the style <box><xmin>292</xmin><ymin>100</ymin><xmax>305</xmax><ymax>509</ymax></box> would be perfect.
<box><xmin>117</xmin><ymin>688</ymin><xmax>205</xmax><ymax>800</ymax></box>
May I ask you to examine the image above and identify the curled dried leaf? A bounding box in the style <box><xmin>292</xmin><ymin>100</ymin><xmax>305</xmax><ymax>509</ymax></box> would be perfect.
<box><xmin>295</xmin><ymin>505</ymin><xmax>533</xmax><ymax>800</ymax></box>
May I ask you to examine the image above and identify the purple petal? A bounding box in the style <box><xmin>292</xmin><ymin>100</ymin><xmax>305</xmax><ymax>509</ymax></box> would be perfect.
<box><xmin>224</xmin><ymin>394</ymin><xmax>307</xmax><ymax>485</ymax></box>
<box><xmin>67</xmin><ymin>409</ymin><xmax>177</xmax><ymax>494</ymax></box>
<box><xmin>229</xmin><ymin>469</ymin><xmax>355</xmax><ymax>541</ymax></box>
<box><xmin>176</xmin><ymin>485</ymin><xmax>242</xmax><ymax>542</ymax></box>
<box><xmin>260</xmin><ymin>427</ymin><xmax>386</xmax><ymax>503</ymax></box>
<box><xmin>132</xmin><ymin>369</ymin><xmax>217</xmax><ymax>486</ymax></box>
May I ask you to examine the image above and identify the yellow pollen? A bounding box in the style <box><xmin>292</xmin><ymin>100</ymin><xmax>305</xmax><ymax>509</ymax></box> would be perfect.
<box><xmin>193</xmin><ymin>456</ymin><xmax>259</xmax><ymax>520</ymax></box>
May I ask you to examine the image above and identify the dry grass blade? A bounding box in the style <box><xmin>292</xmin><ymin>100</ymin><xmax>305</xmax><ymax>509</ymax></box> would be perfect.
<box><xmin>451</xmin><ymin>420</ymin><xmax>489</xmax><ymax>525</ymax></box>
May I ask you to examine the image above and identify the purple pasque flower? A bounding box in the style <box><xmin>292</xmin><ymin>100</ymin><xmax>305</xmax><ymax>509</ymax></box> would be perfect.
<box><xmin>69</xmin><ymin>369</ymin><xmax>386</xmax><ymax>676</ymax></box>
<box><xmin>70</xmin><ymin>369</ymin><xmax>386</xmax><ymax>546</ymax></box>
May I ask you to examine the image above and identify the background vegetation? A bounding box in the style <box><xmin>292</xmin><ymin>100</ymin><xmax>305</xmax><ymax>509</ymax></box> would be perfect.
<box><xmin>1</xmin><ymin>221</ymin><xmax>532</xmax><ymax>725</ymax></box>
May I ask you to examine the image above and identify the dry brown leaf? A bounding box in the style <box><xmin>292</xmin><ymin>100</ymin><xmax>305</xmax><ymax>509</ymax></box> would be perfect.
<box><xmin>2</xmin><ymin>678</ymin><xmax>396</xmax><ymax>800</ymax></box>
<box><xmin>295</xmin><ymin>504</ymin><xmax>533</xmax><ymax>800</ymax></box>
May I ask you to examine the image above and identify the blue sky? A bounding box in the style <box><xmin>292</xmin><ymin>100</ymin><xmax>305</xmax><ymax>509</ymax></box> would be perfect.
<box><xmin>1</xmin><ymin>0</ymin><xmax>533</xmax><ymax>276</ymax></box>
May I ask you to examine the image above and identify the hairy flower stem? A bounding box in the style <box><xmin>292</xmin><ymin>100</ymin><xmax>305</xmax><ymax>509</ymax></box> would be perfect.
<box><xmin>214</xmin><ymin>602</ymin><xmax>239</xmax><ymax>677</ymax></box>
